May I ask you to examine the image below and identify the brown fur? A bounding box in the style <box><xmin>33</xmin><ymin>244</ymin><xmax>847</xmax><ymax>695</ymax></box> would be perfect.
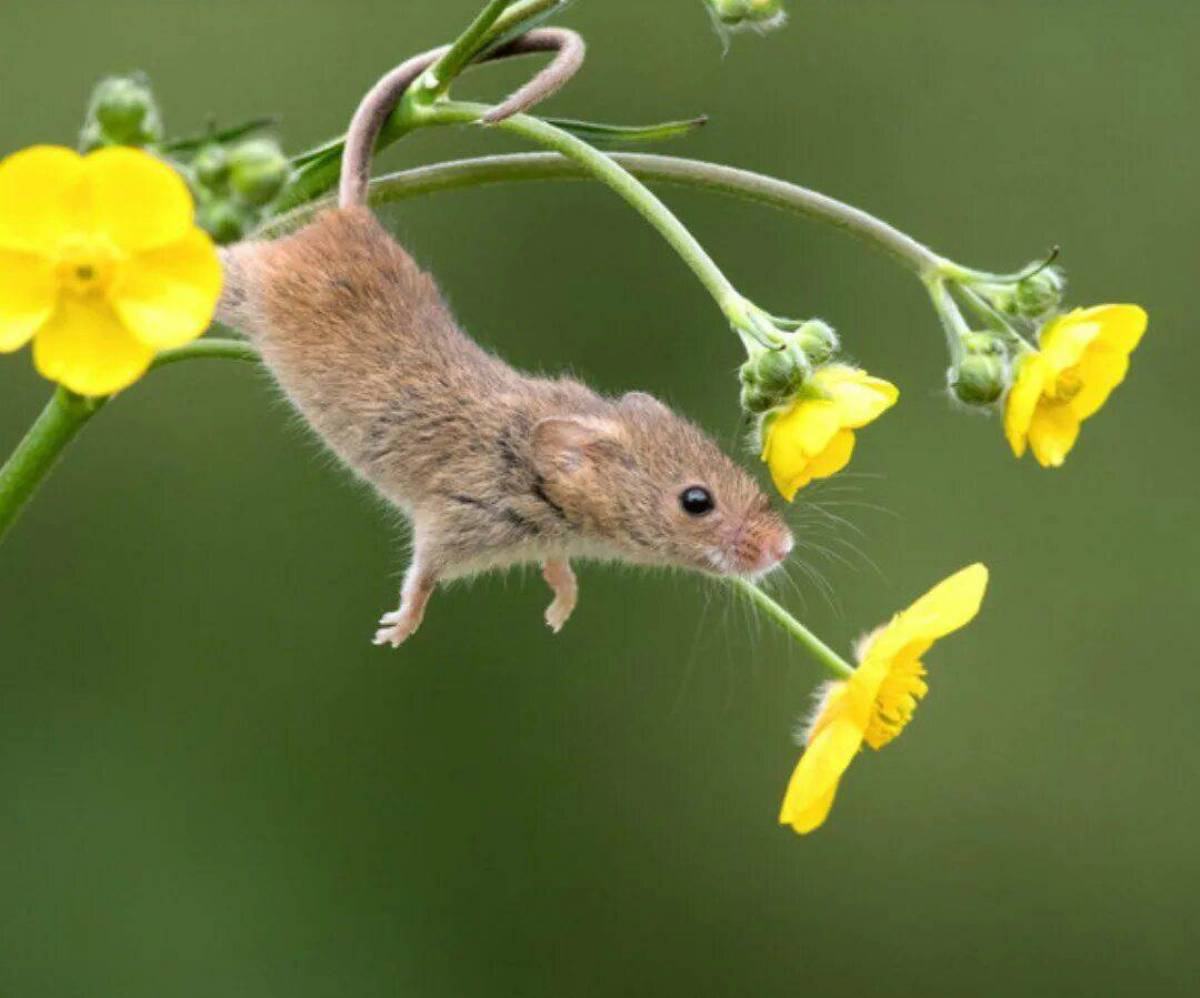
<box><xmin>219</xmin><ymin>207</ymin><xmax>792</xmax><ymax>644</ymax></box>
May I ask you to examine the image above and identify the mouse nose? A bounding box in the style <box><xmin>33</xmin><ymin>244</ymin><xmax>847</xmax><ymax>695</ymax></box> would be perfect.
<box><xmin>771</xmin><ymin>531</ymin><xmax>795</xmax><ymax>564</ymax></box>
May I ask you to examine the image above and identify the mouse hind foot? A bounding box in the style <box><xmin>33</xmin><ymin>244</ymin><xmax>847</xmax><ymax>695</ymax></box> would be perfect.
<box><xmin>542</xmin><ymin>559</ymin><xmax>578</xmax><ymax>634</ymax></box>
<box><xmin>373</xmin><ymin>563</ymin><xmax>437</xmax><ymax>648</ymax></box>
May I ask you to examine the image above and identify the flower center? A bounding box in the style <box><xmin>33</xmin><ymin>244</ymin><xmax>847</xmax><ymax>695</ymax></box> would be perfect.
<box><xmin>1046</xmin><ymin>366</ymin><xmax>1084</xmax><ymax>404</ymax></box>
<box><xmin>863</xmin><ymin>656</ymin><xmax>929</xmax><ymax>750</ymax></box>
<box><xmin>54</xmin><ymin>235</ymin><xmax>121</xmax><ymax>297</ymax></box>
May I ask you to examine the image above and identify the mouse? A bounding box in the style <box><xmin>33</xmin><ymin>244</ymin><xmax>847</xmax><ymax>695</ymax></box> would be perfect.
<box><xmin>215</xmin><ymin>27</ymin><xmax>795</xmax><ymax>647</ymax></box>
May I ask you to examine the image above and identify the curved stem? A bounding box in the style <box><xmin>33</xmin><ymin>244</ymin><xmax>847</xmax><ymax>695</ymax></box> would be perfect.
<box><xmin>267</xmin><ymin>151</ymin><xmax>948</xmax><ymax>280</ymax></box>
<box><xmin>150</xmin><ymin>336</ymin><xmax>260</xmax><ymax>370</ymax></box>
<box><xmin>417</xmin><ymin>102</ymin><xmax>746</xmax><ymax>316</ymax></box>
<box><xmin>0</xmin><ymin>338</ymin><xmax>259</xmax><ymax>546</ymax></box>
<box><xmin>729</xmin><ymin>576</ymin><xmax>854</xmax><ymax>680</ymax></box>
<box><xmin>0</xmin><ymin>389</ymin><xmax>103</xmax><ymax>544</ymax></box>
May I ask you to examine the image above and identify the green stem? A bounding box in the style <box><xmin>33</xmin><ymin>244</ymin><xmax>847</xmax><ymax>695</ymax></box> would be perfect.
<box><xmin>413</xmin><ymin>0</ymin><xmax>517</xmax><ymax>103</ymax></box>
<box><xmin>151</xmin><ymin>336</ymin><xmax>260</xmax><ymax>370</ymax></box>
<box><xmin>267</xmin><ymin>151</ymin><xmax>948</xmax><ymax>280</ymax></box>
<box><xmin>0</xmin><ymin>338</ymin><xmax>259</xmax><ymax>547</ymax></box>
<box><xmin>0</xmin><ymin>388</ymin><xmax>103</xmax><ymax>544</ymax></box>
<box><xmin>729</xmin><ymin>576</ymin><xmax>855</xmax><ymax>680</ymax></box>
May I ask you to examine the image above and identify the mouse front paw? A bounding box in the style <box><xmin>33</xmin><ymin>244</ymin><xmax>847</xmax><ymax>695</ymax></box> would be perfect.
<box><xmin>541</xmin><ymin>559</ymin><xmax>578</xmax><ymax>635</ymax></box>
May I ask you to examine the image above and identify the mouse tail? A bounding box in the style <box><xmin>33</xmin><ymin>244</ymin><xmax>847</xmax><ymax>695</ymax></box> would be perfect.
<box><xmin>338</xmin><ymin>27</ymin><xmax>585</xmax><ymax>209</ymax></box>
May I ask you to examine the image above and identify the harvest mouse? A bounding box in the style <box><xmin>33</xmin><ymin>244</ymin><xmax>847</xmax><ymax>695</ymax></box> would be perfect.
<box><xmin>216</xmin><ymin>28</ymin><xmax>794</xmax><ymax>647</ymax></box>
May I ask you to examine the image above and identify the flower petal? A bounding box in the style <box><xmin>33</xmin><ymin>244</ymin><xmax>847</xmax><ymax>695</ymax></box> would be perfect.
<box><xmin>826</xmin><ymin>369</ymin><xmax>900</xmax><ymax>428</ymax></box>
<box><xmin>805</xmin><ymin>428</ymin><xmax>856</xmax><ymax>482</ymax></box>
<box><xmin>32</xmin><ymin>296</ymin><xmax>155</xmax><ymax>396</ymax></box>
<box><xmin>83</xmin><ymin>147</ymin><xmax>194</xmax><ymax>253</ymax></box>
<box><xmin>110</xmin><ymin>229</ymin><xmax>222</xmax><ymax>349</ymax></box>
<box><xmin>0</xmin><ymin>249</ymin><xmax>57</xmax><ymax>351</ymax></box>
<box><xmin>1004</xmin><ymin>352</ymin><xmax>1046</xmax><ymax>458</ymax></box>
<box><xmin>779</xmin><ymin>712</ymin><xmax>863</xmax><ymax>834</ymax></box>
<box><xmin>1039</xmin><ymin>311</ymin><xmax>1101</xmax><ymax>376</ymax></box>
<box><xmin>1083</xmin><ymin>304</ymin><xmax>1147</xmax><ymax>355</ymax></box>
<box><xmin>1071</xmin><ymin>345</ymin><xmax>1130</xmax><ymax>421</ymax></box>
<box><xmin>0</xmin><ymin>146</ymin><xmax>87</xmax><ymax>255</ymax></box>
<box><xmin>894</xmin><ymin>563</ymin><xmax>989</xmax><ymax>642</ymax></box>
<box><xmin>1027</xmin><ymin>403</ymin><xmax>1080</xmax><ymax>468</ymax></box>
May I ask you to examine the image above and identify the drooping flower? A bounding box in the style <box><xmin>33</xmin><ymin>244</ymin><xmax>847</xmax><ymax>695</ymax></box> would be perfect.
<box><xmin>760</xmin><ymin>364</ymin><xmax>898</xmax><ymax>501</ymax></box>
<box><xmin>779</xmin><ymin>564</ymin><xmax>989</xmax><ymax>834</ymax></box>
<box><xmin>1004</xmin><ymin>305</ymin><xmax>1147</xmax><ymax>468</ymax></box>
<box><xmin>0</xmin><ymin>145</ymin><xmax>222</xmax><ymax>396</ymax></box>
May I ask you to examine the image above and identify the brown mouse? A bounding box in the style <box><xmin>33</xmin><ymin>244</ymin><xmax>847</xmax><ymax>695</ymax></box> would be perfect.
<box><xmin>216</xmin><ymin>29</ymin><xmax>794</xmax><ymax>647</ymax></box>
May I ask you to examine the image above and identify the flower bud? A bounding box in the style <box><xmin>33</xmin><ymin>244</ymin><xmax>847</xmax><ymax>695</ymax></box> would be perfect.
<box><xmin>81</xmin><ymin>74</ymin><xmax>163</xmax><ymax>150</ymax></box>
<box><xmin>192</xmin><ymin>143</ymin><xmax>231</xmax><ymax>192</ymax></box>
<box><xmin>227</xmin><ymin>139</ymin><xmax>290</xmax><ymax>207</ymax></box>
<box><xmin>949</xmin><ymin>339</ymin><xmax>1009</xmax><ymax>406</ymax></box>
<box><xmin>753</xmin><ymin>347</ymin><xmax>801</xmax><ymax>393</ymax></box>
<box><xmin>196</xmin><ymin>196</ymin><xmax>255</xmax><ymax>245</ymax></box>
<box><xmin>740</xmin><ymin>382</ymin><xmax>777</xmax><ymax>415</ymax></box>
<box><xmin>705</xmin><ymin>0</ymin><xmax>787</xmax><ymax>30</ymax></box>
<box><xmin>795</xmin><ymin>319</ymin><xmax>839</xmax><ymax>366</ymax></box>
<box><xmin>1013</xmin><ymin>267</ymin><xmax>1066</xmax><ymax>318</ymax></box>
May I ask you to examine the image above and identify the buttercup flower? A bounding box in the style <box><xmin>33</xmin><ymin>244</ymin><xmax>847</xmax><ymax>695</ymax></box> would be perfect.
<box><xmin>779</xmin><ymin>563</ymin><xmax>988</xmax><ymax>834</ymax></box>
<box><xmin>0</xmin><ymin>145</ymin><xmax>221</xmax><ymax>396</ymax></box>
<box><xmin>1004</xmin><ymin>305</ymin><xmax>1147</xmax><ymax>468</ymax></box>
<box><xmin>760</xmin><ymin>364</ymin><xmax>898</xmax><ymax>500</ymax></box>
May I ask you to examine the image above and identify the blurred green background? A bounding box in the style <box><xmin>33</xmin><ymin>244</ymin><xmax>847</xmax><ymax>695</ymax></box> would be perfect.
<box><xmin>2</xmin><ymin>1</ymin><xmax>1197</xmax><ymax>995</ymax></box>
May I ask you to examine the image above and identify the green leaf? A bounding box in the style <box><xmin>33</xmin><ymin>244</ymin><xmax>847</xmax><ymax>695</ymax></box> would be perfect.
<box><xmin>541</xmin><ymin>115</ymin><xmax>708</xmax><ymax>148</ymax></box>
<box><xmin>159</xmin><ymin>116</ymin><xmax>278</xmax><ymax>155</ymax></box>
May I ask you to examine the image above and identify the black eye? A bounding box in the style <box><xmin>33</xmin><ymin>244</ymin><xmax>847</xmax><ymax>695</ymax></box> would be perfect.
<box><xmin>679</xmin><ymin>486</ymin><xmax>715</xmax><ymax>516</ymax></box>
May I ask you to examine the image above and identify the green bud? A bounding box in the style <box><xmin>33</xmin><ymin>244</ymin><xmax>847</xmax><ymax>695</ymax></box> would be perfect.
<box><xmin>753</xmin><ymin>347</ymin><xmax>800</xmax><ymax>393</ymax></box>
<box><xmin>960</xmin><ymin>331</ymin><xmax>1005</xmax><ymax>357</ymax></box>
<box><xmin>227</xmin><ymin>139</ymin><xmax>290</xmax><ymax>207</ymax></box>
<box><xmin>192</xmin><ymin>143</ymin><xmax>230</xmax><ymax>192</ymax></box>
<box><xmin>81</xmin><ymin>74</ymin><xmax>162</xmax><ymax>150</ymax></box>
<box><xmin>740</xmin><ymin>382</ymin><xmax>777</xmax><ymax>415</ymax></box>
<box><xmin>795</xmin><ymin>319</ymin><xmax>839</xmax><ymax>366</ymax></box>
<box><xmin>1013</xmin><ymin>267</ymin><xmax>1066</xmax><ymax>318</ymax></box>
<box><xmin>196</xmin><ymin>196</ymin><xmax>255</xmax><ymax>245</ymax></box>
<box><xmin>950</xmin><ymin>351</ymin><xmax>1008</xmax><ymax>406</ymax></box>
<box><xmin>705</xmin><ymin>0</ymin><xmax>787</xmax><ymax>30</ymax></box>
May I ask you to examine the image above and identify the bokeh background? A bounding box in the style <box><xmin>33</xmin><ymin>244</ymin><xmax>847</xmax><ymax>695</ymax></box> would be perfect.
<box><xmin>2</xmin><ymin>1</ymin><xmax>1197</xmax><ymax>995</ymax></box>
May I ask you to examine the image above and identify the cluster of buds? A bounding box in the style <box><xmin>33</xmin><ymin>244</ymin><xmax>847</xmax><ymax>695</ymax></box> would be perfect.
<box><xmin>188</xmin><ymin>137</ymin><xmax>291</xmax><ymax>244</ymax></box>
<box><xmin>79</xmin><ymin>74</ymin><xmax>163</xmax><ymax>151</ymax></box>
<box><xmin>937</xmin><ymin>258</ymin><xmax>1070</xmax><ymax>410</ymax></box>
<box><xmin>739</xmin><ymin>319</ymin><xmax>838</xmax><ymax>414</ymax></box>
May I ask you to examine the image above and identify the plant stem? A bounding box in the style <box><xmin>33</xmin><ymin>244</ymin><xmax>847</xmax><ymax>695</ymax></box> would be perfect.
<box><xmin>0</xmin><ymin>338</ymin><xmax>259</xmax><ymax>547</ymax></box>
<box><xmin>414</xmin><ymin>0</ymin><xmax>516</xmax><ymax>102</ymax></box>
<box><xmin>0</xmin><ymin>389</ymin><xmax>103</xmax><ymax>544</ymax></box>
<box><xmin>410</xmin><ymin>103</ymin><xmax>747</xmax><ymax>314</ymax></box>
<box><xmin>729</xmin><ymin>577</ymin><xmax>855</xmax><ymax>680</ymax></box>
<box><xmin>267</xmin><ymin>151</ymin><xmax>949</xmax><ymax>280</ymax></box>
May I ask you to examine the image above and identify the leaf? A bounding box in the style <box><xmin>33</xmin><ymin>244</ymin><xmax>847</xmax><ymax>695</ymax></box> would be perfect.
<box><xmin>159</xmin><ymin>116</ymin><xmax>279</xmax><ymax>155</ymax></box>
<box><xmin>541</xmin><ymin>115</ymin><xmax>708</xmax><ymax>148</ymax></box>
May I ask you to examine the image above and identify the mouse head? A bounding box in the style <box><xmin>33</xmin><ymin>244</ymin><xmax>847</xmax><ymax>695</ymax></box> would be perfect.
<box><xmin>531</xmin><ymin>392</ymin><xmax>793</xmax><ymax>577</ymax></box>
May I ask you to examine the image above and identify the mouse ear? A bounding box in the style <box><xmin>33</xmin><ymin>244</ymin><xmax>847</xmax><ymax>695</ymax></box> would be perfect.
<box><xmin>532</xmin><ymin>416</ymin><xmax>623</xmax><ymax>477</ymax></box>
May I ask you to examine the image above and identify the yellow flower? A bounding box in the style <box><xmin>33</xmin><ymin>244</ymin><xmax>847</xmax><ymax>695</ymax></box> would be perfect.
<box><xmin>0</xmin><ymin>145</ymin><xmax>221</xmax><ymax>396</ymax></box>
<box><xmin>1004</xmin><ymin>305</ymin><xmax>1147</xmax><ymax>468</ymax></box>
<box><xmin>779</xmin><ymin>563</ymin><xmax>988</xmax><ymax>834</ymax></box>
<box><xmin>760</xmin><ymin>364</ymin><xmax>898</xmax><ymax>500</ymax></box>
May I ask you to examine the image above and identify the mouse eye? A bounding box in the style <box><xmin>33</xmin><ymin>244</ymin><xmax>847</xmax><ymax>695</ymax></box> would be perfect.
<box><xmin>679</xmin><ymin>486</ymin><xmax>715</xmax><ymax>516</ymax></box>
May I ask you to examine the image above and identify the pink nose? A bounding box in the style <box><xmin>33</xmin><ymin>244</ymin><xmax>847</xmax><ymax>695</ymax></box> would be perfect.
<box><xmin>768</xmin><ymin>531</ymin><xmax>795</xmax><ymax>566</ymax></box>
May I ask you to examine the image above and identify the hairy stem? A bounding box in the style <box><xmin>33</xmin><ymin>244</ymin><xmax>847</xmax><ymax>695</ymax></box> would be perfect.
<box><xmin>729</xmin><ymin>577</ymin><xmax>855</xmax><ymax>680</ymax></box>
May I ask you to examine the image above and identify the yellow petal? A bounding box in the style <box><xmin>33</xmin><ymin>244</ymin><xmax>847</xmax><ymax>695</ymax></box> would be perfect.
<box><xmin>1027</xmin><ymin>403</ymin><xmax>1080</xmax><ymax>468</ymax></box>
<box><xmin>1070</xmin><ymin>345</ymin><xmax>1130</xmax><ymax>421</ymax></box>
<box><xmin>778</xmin><ymin>713</ymin><xmax>864</xmax><ymax>834</ymax></box>
<box><xmin>0</xmin><ymin>146</ymin><xmax>87</xmax><ymax>256</ymax></box>
<box><xmin>825</xmin><ymin>368</ymin><xmax>900</xmax><ymax>428</ymax></box>
<box><xmin>109</xmin><ymin>229</ymin><xmax>222</xmax><ymax>349</ymax></box>
<box><xmin>805</xmin><ymin>428</ymin><xmax>856</xmax><ymax>481</ymax></box>
<box><xmin>32</xmin><ymin>297</ymin><xmax>155</xmax><ymax>396</ymax></box>
<box><xmin>1004</xmin><ymin>352</ymin><xmax>1046</xmax><ymax>458</ymax></box>
<box><xmin>1083</xmin><ymin>304</ymin><xmax>1147</xmax><ymax>355</ymax></box>
<box><xmin>83</xmin><ymin>147</ymin><xmax>194</xmax><ymax>253</ymax></box>
<box><xmin>894</xmin><ymin>563</ymin><xmax>989</xmax><ymax>642</ymax></box>
<box><xmin>0</xmin><ymin>248</ymin><xmax>57</xmax><ymax>351</ymax></box>
<box><xmin>1039</xmin><ymin>311</ymin><xmax>1100</xmax><ymax>376</ymax></box>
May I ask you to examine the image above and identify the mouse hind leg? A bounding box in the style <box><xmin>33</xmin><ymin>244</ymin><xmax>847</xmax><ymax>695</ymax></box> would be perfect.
<box><xmin>373</xmin><ymin>556</ymin><xmax>439</xmax><ymax>649</ymax></box>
